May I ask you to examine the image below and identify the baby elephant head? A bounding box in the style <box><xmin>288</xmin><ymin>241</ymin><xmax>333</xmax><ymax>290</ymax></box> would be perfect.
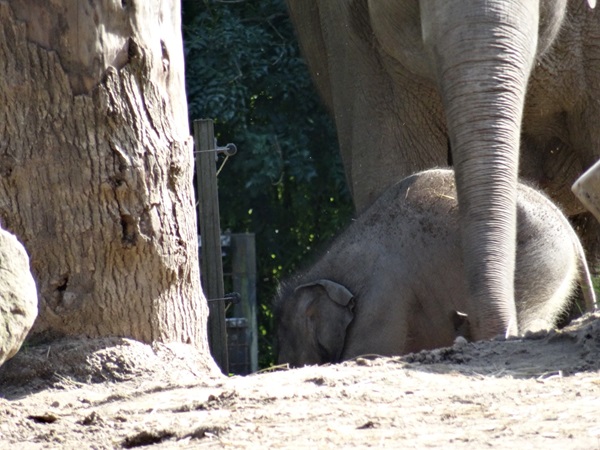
<box><xmin>276</xmin><ymin>279</ymin><xmax>355</xmax><ymax>367</ymax></box>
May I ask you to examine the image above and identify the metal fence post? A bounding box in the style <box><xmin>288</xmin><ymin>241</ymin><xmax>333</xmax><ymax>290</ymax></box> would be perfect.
<box><xmin>231</xmin><ymin>233</ymin><xmax>258</xmax><ymax>373</ymax></box>
<box><xmin>194</xmin><ymin>119</ymin><xmax>228</xmax><ymax>374</ymax></box>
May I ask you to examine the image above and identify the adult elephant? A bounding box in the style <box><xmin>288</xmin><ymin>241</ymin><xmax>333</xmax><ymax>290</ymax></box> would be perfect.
<box><xmin>287</xmin><ymin>0</ymin><xmax>600</xmax><ymax>339</ymax></box>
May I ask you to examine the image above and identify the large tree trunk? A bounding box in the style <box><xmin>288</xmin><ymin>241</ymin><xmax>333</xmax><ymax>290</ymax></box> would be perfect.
<box><xmin>0</xmin><ymin>1</ymin><xmax>211</xmax><ymax>366</ymax></box>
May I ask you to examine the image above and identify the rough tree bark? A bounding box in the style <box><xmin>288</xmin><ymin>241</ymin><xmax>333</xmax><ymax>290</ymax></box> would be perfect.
<box><xmin>0</xmin><ymin>1</ymin><xmax>212</xmax><ymax>367</ymax></box>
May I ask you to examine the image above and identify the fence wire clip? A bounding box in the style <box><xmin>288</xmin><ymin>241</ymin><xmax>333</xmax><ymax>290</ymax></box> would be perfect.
<box><xmin>207</xmin><ymin>292</ymin><xmax>241</xmax><ymax>305</ymax></box>
<box><xmin>195</xmin><ymin>143</ymin><xmax>237</xmax><ymax>156</ymax></box>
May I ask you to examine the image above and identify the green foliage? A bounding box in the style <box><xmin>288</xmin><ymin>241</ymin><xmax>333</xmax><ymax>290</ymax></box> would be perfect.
<box><xmin>183</xmin><ymin>0</ymin><xmax>353</xmax><ymax>367</ymax></box>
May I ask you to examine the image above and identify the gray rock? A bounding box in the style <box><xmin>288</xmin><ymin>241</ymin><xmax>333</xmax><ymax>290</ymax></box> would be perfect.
<box><xmin>0</xmin><ymin>227</ymin><xmax>37</xmax><ymax>367</ymax></box>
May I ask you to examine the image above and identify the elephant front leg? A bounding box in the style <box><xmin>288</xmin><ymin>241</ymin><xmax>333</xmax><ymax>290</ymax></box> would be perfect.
<box><xmin>420</xmin><ymin>0</ymin><xmax>544</xmax><ymax>339</ymax></box>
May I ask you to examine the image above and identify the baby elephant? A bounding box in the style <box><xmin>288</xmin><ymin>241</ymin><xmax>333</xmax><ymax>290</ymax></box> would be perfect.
<box><xmin>275</xmin><ymin>169</ymin><xmax>596</xmax><ymax>367</ymax></box>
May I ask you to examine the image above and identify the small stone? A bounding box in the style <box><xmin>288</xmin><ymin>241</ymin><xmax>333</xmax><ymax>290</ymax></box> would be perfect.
<box><xmin>453</xmin><ymin>336</ymin><xmax>468</xmax><ymax>348</ymax></box>
<box><xmin>80</xmin><ymin>411</ymin><xmax>102</xmax><ymax>426</ymax></box>
<box><xmin>355</xmin><ymin>358</ymin><xmax>372</xmax><ymax>367</ymax></box>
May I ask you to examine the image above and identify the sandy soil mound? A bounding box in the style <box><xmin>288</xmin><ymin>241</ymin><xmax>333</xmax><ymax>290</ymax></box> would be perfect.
<box><xmin>0</xmin><ymin>313</ymin><xmax>599</xmax><ymax>449</ymax></box>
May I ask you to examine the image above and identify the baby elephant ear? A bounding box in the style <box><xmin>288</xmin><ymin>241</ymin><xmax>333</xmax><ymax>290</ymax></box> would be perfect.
<box><xmin>294</xmin><ymin>279</ymin><xmax>355</xmax><ymax>364</ymax></box>
<box><xmin>295</xmin><ymin>279</ymin><xmax>354</xmax><ymax>307</ymax></box>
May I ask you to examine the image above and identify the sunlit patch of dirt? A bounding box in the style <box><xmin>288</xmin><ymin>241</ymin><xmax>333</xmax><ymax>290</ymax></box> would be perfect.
<box><xmin>1</xmin><ymin>314</ymin><xmax>599</xmax><ymax>448</ymax></box>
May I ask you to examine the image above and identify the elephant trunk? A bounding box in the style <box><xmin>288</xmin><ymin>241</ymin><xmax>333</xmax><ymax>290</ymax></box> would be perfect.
<box><xmin>420</xmin><ymin>0</ymin><xmax>541</xmax><ymax>339</ymax></box>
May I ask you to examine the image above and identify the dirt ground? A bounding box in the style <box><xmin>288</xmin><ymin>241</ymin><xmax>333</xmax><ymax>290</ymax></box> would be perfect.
<box><xmin>1</xmin><ymin>313</ymin><xmax>599</xmax><ymax>449</ymax></box>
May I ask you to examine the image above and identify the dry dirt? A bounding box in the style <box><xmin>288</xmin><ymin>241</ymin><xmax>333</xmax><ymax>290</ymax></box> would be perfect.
<box><xmin>1</xmin><ymin>313</ymin><xmax>600</xmax><ymax>449</ymax></box>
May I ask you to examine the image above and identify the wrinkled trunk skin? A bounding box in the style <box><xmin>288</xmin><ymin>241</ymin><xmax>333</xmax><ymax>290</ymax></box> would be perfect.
<box><xmin>0</xmin><ymin>1</ymin><xmax>212</xmax><ymax>364</ymax></box>
<box><xmin>420</xmin><ymin>0</ymin><xmax>558</xmax><ymax>338</ymax></box>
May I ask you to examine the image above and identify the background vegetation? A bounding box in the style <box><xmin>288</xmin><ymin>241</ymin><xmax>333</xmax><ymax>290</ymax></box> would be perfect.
<box><xmin>182</xmin><ymin>0</ymin><xmax>353</xmax><ymax>366</ymax></box>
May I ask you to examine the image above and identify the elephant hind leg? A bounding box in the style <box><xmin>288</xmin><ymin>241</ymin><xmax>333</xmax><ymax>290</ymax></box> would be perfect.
<box><xmin>515</xmin><ymin>226</ymin><xmax>579</xmax><ymax>333</ymax></box>
<box><xmin>518</xmin><ymin>264</ymin><xmax>577</xmax><ymax>333</ymax></box>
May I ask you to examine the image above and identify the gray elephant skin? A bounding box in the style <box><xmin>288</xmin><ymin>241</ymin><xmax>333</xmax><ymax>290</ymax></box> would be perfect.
<box><xmin>287</xmin><ymin>0</ymin><xmax>600</xmax><ymax>339</ymax></box>
<box><xmin>276</xmin><ymin>169</ymin><xmax>596</xmax><ymax>367</ymax></box>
